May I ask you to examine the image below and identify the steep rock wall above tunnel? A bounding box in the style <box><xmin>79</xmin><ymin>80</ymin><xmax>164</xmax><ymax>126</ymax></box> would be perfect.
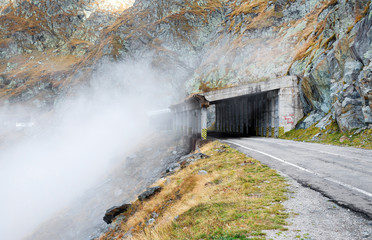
<box><xmin>0</xmin><ymin>0</ymin><xmax>370</xmax><ymax>131</ymax></box>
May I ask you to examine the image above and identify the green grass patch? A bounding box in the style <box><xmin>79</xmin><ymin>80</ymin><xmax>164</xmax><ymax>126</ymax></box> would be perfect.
<box><xmin>281</xmin><ymin>121</ymin><xmax>372</xmax><ymax>149</ymax></box>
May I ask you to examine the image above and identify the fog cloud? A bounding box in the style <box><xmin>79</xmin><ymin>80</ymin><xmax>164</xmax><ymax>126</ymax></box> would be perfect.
<box><xmin>0</xmin><ymin>59</ymin><xmax>182</xmax><ymax>240</ymax></box>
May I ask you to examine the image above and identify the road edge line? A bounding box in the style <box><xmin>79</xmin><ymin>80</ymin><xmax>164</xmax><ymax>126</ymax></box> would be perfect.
<box><xmin>223</xmin><ymin>139</ymin><xmax>372</xmax><ymax>198</ymax></box>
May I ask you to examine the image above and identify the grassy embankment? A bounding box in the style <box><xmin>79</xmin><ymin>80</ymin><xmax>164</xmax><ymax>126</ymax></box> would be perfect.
<box><xmin>281</xmin><ymin>121</ymin><xmax>372</xmax><ymax>150</ymax></box>
<box><xmin>98</xmin><ymin>141</ymin><xmax>289</xmax><ymax>240</ymax></box>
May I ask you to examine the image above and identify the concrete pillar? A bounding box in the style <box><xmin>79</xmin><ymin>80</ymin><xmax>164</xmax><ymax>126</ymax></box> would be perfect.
<box><xmin>243</xmin><ymin>99</ymin><xmax>248</xmax><ymax>134</ymax></box>
<box><xmin>267</xmin><ymin>93</ymin><xmax>271</xmax><ymax>137</ymax></box>
<box><xmin>201</xmin><ymin>107</ymin><xmax>208</xmax><ymax>140</ymax></box>
<box><xmin>240</xmin><ymin>100</ymin><xmax>244</xmax><ymax>133</ymax></box>
<box><xmin>235</xmin><ymin>101</ymin><xmax>239</xmax><ymax>133</ymax></box>
<box><xmin>271</xmin><ymin>93</ymin><xmax>275</xmax><ymax>138</ymax></box>
<box><xmin>258</xmin><ymin>97</ymin><xmax>262</xmax><ymax>136</ymax></box>
<box><xmin>227</xmin><ymin>103</ymin><xmax>231</xmax><ymax>132</ymax></box>
<box><xmin>197</xmin><ymin>108</ymin><xmax>201</xmax><ymax>134</ymax></box>
<box><xmin>183</xmin><ymin>111</ymin><xmax>187</xmax><ymax>135</ymax></box>
<box><xmin>261</xmin><ymin>95</ymin><xmax>265</xmax><ymax>136</ymax></box>
<box><xmin>274</xmin><ymin>93</ymin><xmax>279</xmax><ymax>137</ymax></box>
<box><xmin>176</xmin><ymin>112</ymin><xmax>180</xmax><ymax>132</ymax></box>
<box><xmin>248</xmin><ymin>98</ymin><xmax>252</xmax><ymax>135</ymax></box>
<box><xmin>253</xmin><ymin>98</ymin><xmax>256</xmax><ymax>135</ymax></box>
<box><xmin>231</xmin><ymin>101</ymin><xmax>238</xmax><ymax>133</ymax></box>
<box><xmin>279</xmin><ymin>84</ymin><xmax>304</xmax><ymax>133</ymax></box>
<box><xmin>263</xmin><ymin>97</ymin><xmax>267</xmax><ymax>137</ymax></box>
<box><xmin>216</xmin><ymin>104</ymin><xmax>220</xmax><ymax>131</ymax></box>
<box><xmin>231</xmin><ymin>101</ymin><xmax>235</xmax><ymax>133</ymax></box>
<box><xmin>191</xmin><ymin>110</ymin><xmax>195</xmax><ymax>135</ymax></box>
<box><xmin>222</xmin><ymin>103</ymin><xmax>227</xmax><ymax>132</ymax></box>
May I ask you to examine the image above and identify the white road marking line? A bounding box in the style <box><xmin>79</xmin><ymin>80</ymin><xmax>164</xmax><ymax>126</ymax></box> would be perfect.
<box><xmin>224</xmin><ymin>140</ymin><xmax>372</xmax><ymax>198</ymax></box>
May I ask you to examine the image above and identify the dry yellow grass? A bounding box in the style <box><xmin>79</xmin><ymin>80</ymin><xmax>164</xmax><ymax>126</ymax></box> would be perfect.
<box><xmin>97</xmin><ymin>141</ymin><xmax>288</xmax><ymax>240</ymax></box>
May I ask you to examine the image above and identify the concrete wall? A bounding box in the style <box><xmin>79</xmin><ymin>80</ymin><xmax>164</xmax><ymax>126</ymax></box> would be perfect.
<box><xmin>170</xmin><ymin>76</ymin><xmax>303</xmax><ymax>138</ymax></box>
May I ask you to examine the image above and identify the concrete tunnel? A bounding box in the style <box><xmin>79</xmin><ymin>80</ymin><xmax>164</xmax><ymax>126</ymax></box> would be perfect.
<box><xmin>169</xmin><ymin>76</ymin><xmax>304</xmax><ymax>139</ymax></box>
<box><xmin>213</xmin><ymin>90</ymin><xmax>279</xmax><ymax>137</ymax></box>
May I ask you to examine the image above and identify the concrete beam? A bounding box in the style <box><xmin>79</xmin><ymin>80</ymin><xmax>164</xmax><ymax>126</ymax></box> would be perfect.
<box><xmin>202</xmin><ymin>76</ymin><xmax>297</xmax><ymax>103</ymax></box>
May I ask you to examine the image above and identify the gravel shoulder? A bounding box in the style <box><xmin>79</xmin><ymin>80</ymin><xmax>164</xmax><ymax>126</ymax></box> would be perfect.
<box><xmin>265</xmin><ymin>173</ymin><xmax>372</xmax><ymax>240</ymax></box>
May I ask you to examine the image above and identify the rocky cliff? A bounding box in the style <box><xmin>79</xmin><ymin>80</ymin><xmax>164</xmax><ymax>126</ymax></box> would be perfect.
<box><xmin>0</xmin><ymin>0</ymin><xmax>371</xmax><ymax>131</ymax></box>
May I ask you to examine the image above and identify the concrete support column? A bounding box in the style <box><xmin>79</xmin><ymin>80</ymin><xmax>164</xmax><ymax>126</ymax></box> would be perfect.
<box><xmin>222</xmin><ymin>103</ymin><xmax>227</xmax><ymax>132</ymax></box>
<box><xmin>253</xmin><ymin>98</ymin><xmax>256</xmax><ymax>134</ymax></box>
<box><xmin>243</xmin><ymin>99</ymin><xmax>248</xmax><ymax>134</ymax></box>
<box><xmin>258</xmin><ymin>96</ymin><xmax>262</xmax><ymax>136</ymax></box>
<box><xmin>248</xmin><ymin>99</ymin><xmax>252</xmax><ymax>135</ymax></box>
<box><xmin>216</xmin><ymin>104</ymin><xmax>220</xmax><ymax>131</ymax></box>
<box><xmin>267</xmin><ymin>93</ymin><xmax>271</xmax><ymax>137</ymax></box>
<box><xmin>226</xmin><ymin>102</ymin><xmax>232</xmax><ymax>132</ymax></box>
<box><xmin>263</xmin><ymin>97</ymin><xmax>267</xmax><ymax>137</ymax></box>
<box><xmin>197</xmin><ymin>108</ymin><xmax>201</xmax><ymax>134</ymax></box>
<box><xmin>201</xmin><ymin>107</ymin><xmax>208</xmax><ymax>140</ymax></box>
<box><xmin>176</xmin><ymin>112</ymin><xmax>180</xmax><ymax>132</ymax></box>
<box><xmin>279</xmin><ymin>85</ymin><xmax>304</xmax><ymax>134</ymax></box>
<box><xmin>240</xmin><ymin>100</ymin><xmax>244</xmax><ymax>134</ymax></box>
<box><xmin>274</xmin><ymin>93</ymin><xmax>279</xmax><ymax>137</ymax></box>
<box><xmin>230</xmin><ymin>102</ymin><xmax>233</xmax><ymax>133</ymax></box>
<box><xmin>181</xmin><ymin>111</ymin><xmax>184</xmax><ymax>134</ymax></box>
<box><xmin>191</xmin><ymin>110</ymin><xmax>195</xmax><ymax>135</ymax></box>
<box><xmin>183</xmin><ymin>111</ymin><xmax>187</xmax><ymax>135</ymax></box>
<box><xmin>231</xmin><ymin>101</ymin><xmax>235</xmax><ymax>133</ymax></box>
<box><xmin>270</xmin><ymin>94</ymin><xmax>275</xmax><ymax>137</ymax></box>
<box><xmin>235</xmin><ymin>101</ymin><xmax>239</xmax><ymax>133</ymax></box>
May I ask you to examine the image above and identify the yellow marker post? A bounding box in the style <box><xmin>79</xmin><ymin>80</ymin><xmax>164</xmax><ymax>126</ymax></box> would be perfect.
<box><xmin>279</xmin><ymin>127</ymin><xmax>284</xmax><ymax>137</ymax></box>
<box><xmin>202</xmin><ymin>128</ymin><xmax>207</xmax><ymax>140</ymax></box>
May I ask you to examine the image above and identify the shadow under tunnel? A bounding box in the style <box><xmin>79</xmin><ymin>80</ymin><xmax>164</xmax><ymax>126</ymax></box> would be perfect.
<box><xmin>210</xmin><ymin>89</ymin><xmax>280</xmax><ymax>138</ymax></box>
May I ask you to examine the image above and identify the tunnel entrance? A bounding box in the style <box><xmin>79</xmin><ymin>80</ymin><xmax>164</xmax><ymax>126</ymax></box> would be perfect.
<box><xmin>170</xmin><ymin>76</ymin><xmax>303</xmax><ymax>140</ymax></box>
<box><xmin>213</xmin><ymin>90</ymin><xmax>279</xmax><ymax>137</ymax></box>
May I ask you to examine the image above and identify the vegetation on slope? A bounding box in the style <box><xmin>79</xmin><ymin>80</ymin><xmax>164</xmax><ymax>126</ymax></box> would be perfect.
<box><xmin>97</xmin><ymin>141</ymin><xmax>289</xmax><ymax>240</ymax></box>
<box><xmin>281</xmin><ymin>121</ymin><xmax>372</xmax><ymax>150</ymax></box>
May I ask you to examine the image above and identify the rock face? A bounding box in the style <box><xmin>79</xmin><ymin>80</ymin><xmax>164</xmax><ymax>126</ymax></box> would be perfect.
<box><xmin>103</xmin><ymin>203</ymin><xmax>131</xmax><ymax>224</ymax></box>
<box><xmin>0</xmin><ymin>0</ymin><xmax>371</xmax><ymax>131</ymax></box>
<box><xmin>292</xmin><ymin>2</ymin><xmax>372</xmax><ymax>131</ymax></box>
<box><xmin>138</xmin><ymin>186</ymin><xmax>162</xmax><ymax>201</ymax></box>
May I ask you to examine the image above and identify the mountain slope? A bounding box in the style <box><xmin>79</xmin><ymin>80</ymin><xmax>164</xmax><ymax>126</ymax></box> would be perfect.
<box><xmin>0</xmin><ymin>0</ymin><xmax>371</xmax><ymax>131</ymax></box>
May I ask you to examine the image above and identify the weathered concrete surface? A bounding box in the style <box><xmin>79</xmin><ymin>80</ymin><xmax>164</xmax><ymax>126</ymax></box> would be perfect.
<box><xmin>171</xmin><ymin>76</ymin><xmax>303</xmax><ymax>138</ymax></box>
<box><xmin>202</xmin><ymin>76</ymin><xmax>296</xmax><ymax>103</ymax></box>
<box><xmin>223</xmin><ymin>137</ymin><xmax>372</xmax><ymax>219</ymax></box>
<box><xmin>203</xmin><ymin>76</ymin><xmax>303</xmax><ymax>133</ymax></box>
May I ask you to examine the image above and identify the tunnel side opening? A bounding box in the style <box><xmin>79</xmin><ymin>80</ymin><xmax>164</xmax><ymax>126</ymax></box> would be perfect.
<box><xmin>210</xmin><ymin>89</ymin><xmax>280</xmax><ymax>138</ymax></box>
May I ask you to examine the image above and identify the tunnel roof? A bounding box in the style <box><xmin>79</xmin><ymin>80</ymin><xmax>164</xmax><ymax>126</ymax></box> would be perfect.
<box><xmin>201</xmin><ymin>76</ymin><xmax>297</xmax><ymax>103</ymax></box>
<box><xmin>169</xmin><ymin>94</ymin><xmax>209</xmax><ymax>111</ymax></box>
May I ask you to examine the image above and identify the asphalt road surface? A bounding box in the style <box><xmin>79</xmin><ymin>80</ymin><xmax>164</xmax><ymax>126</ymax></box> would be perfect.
<box><xmin>221</xmin><ymin>137</ymin><xmax>372</xmax><ymax>219</ymax></box>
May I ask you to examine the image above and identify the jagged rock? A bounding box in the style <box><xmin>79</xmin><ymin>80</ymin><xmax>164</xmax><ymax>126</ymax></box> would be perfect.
<box><xmin>297</xmin><ymin>112</ymin><xmax>324</xmax><ymax>129</ymax></box>
<box><xmin>179</xmin><ymin>153</ymin><xmax>210</xmax><ymax>163</ymax></box>
<box><xmin>103</xmin><ymin>203</ymin><xmax>131</xmax><ymax>224</ymax></box>
<box><xmin>343</xmin><ymin>59</ymin><xmax>363</xmax><ymax>84</ymax></box>
<box><xmin>316</xmin><ymin>113</ymin><xmax>332</xmax><ymax>130</ymax></box>
<box><xmin>351</xmin><ymin>7</ymin><xmax>372</xmax><ymax>66</ymax></box>
<box><xmin>0</xmin><ymin>0</ymin><xmax>371</xmax><ymax>133</ymax></box>
<box><xmin>311</xmin><ymin>133</ymin><xmax>322</xmax><ymax>141</ymax></box>
<box><xmin>166</xmin><ymin>162</ymin><xmax>180</xmax><ymax>173</ymax></box>
<box><xmin>138</xmin><ymin>186</ymin><xmax>162</xmax><ymax>201</ymax></box>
